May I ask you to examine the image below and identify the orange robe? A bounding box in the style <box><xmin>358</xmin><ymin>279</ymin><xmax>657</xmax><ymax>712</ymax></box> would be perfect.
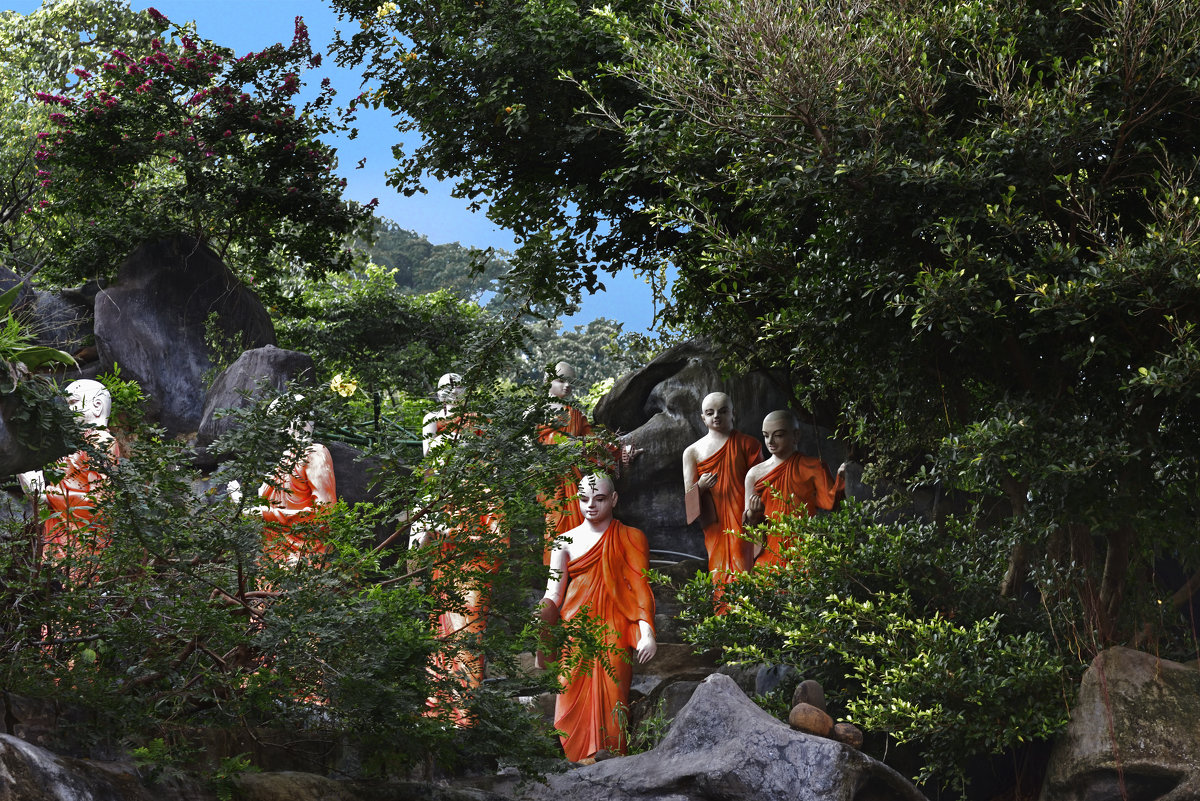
<box><xmin>260</xmin><ymin>443</ymin><xmax>336</xmax><ymax>559</ymax></box>
<box><xmin>692</xmin><ymin>430</ymin><xmax>763</xmax><ymax>582</ymax></box>
<box><xmin>555</xmin><ymin>520</ymin><xmax>655</xmax><ymax>762</ymax></box>
<box><xmin>753</xmin><ymin>452</ymin><xmax>844</xmax><ymax>568</ymax></box>
<box><xmin>428</xmin><ymin>511</ymin><xmax>505</xmax><ymax>725</ymax></box>
<box><xmin>41</xmin><ymin>438</ymin><xmax>121</xmax><ymax>563</ymax></box>
<box><xmin>539</xmin><ymin>406</ymin><xmax>591</xmax><ymax>564</ymax></box>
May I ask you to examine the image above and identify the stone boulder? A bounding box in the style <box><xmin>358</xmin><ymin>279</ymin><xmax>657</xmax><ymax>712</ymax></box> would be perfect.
<box><xmin>94</xmin><ymin>237</ymin><xmax>275</xmax><ymax>438</ymax></box>
<box><xmin>28</xmin><ymin>287</ymin><xmax>96</xmax><ymax>358</ymax></box>
<box><xmin>1039</xmin><ymin>647</ymin><xmax>1200</xmax><ymax>801</ymax></box>
<box><xmin>0</xmin><ymin>266</ymin><xmax>32</xmax><ymax>309</ymax></box>
<box><xmin>593</xmin><ymin>339</ymin><xmax>843</xmax><ymax>555</ymax></box>
<box><xmin>518</xmin><ymin>673</ymin><xmax>926</xmax><ymax>801</ymax></box>
<box><xmin>195</xmin><ymin>345</ymin><xmax>315</xmax><ymax>463</ymax></box>
<box><xmin>0</xmin><ymin>394</ymin><xmax>71</xmax><ymax>478</ymax></box>
<box><xmin>0</xmin><ymin>733</ymin><xmax>509</xmax><ymax>801</ymax></box>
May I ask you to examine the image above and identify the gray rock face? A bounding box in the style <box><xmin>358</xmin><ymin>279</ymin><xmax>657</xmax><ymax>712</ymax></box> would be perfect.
<box><xmin>28</xmin><ymin>288</ymin><xmax>94</xmax><ymax>355</ymax></box>
<box><xmin>593</xmin><ymin>340</ymin><xmax>842</xmax><ymax>555</ymax></box>
<box><xmin>195</xmin><ymin>345</ymin><xmax>315</xmax><ymax>460</ymax></box>
<box><xmin>1040</xmin><ymin>647</ymin><xmax>1200</xmax><ymax>801</ymax></box>
<box><xmin>0</xmin><ymin>734</ymin><xmax>154</xmax><ymax>801</ymax></box>
<box><xmin>0</xmin><ymin>394</ymin><xmax>71</xmax><ymax>478</ymax></box>
<box><xmin>94</xmin><ymin>237</ymin><xmax>275</xmax><ymax>437</ymax></box>
<box><xmin>0</xmin><ymin>266</ymin><xmax>32</xmax><ymax>309</ymax></box>
<box><xmin>519</xmin><ymin>673</ymin><xmax>926</xmax><ymax>801</ymax></box>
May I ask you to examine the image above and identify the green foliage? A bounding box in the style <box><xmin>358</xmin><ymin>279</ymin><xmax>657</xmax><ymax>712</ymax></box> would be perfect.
<box><xmin>680</xmin><ymin>501</ymin><xmax>1074</xmax><ymax>794</ymax></box>
<box><xmin>507</xmin><ymin>317</ymin><xmax>659</xmax><ymax>397</ymax></box>
<box><xmin>210</xmin><ymin>753</ymin><xmax>257</xmax><ymax>801</ymax></box>
<box><xmin>576</xmin><ymin>0</ymin><xmax>1200</xmax><ymax>644</ymax></box>
<box><xmin>276</xmin><ymin>263</ymin><xmax>499</xmax><ymax>412</ymax></box>
<box><xmin>0</xmin><ymin>284</ymin><xmax>74</xmax><ymax>380</ymax></box>
<box><xmin>20</xmin><ymin>3</ymin><xmax>369</xmax><ymax>295</ymax></box>
<box><xmin>0</xmin><ymin>382</ymin><xmax>575</xmax><ymax>777</ymax></box>
<box><xmin>329</xmin><ymin>0</ymin><xmax>669</xmax><ymax>304</ymax></box>
<box><xmin>96</xmin><ymin>363</ymin><xmax>146</xmax><ymax>427</ymax></box>
<box><xmin>365</xmin><ymin>217</ymin><xmax>510</xmax><ymax>302</ymax></box>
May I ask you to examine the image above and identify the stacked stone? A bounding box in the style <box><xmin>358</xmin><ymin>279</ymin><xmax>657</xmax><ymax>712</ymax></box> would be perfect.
<box><xmin>787</xmin><ymin>679</ymin><xmax>864</xmax><ymax>749</ymax></box>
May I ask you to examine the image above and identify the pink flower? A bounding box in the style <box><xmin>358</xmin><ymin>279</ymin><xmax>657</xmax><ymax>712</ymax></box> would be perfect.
<box><xmin>223</xmin><ymin>129</ymin><xmax>232</xmax><ymax>137</ymax></box>
<box><xmin>37</xmin><ymin>200</ymin><xmax>49</xmax><ymax>208</ymax></box>
<box><xmin>34</xmin><ymin>150</ymin><xmax>49</xmax><ymax>160</ymax></box>
<box><xmin>36</xmin><ymin>170</ymin><xmax>50</xmax><ymax>177</ymax></box>
<box><xmin>40</xmin><ymin>179</ymin><xmax>51</xmax><ymax>187</ymax></box>
<box><xmin>169</xmin><ymin>156</ymin><xmax>178</xmax><ymax>163</ymax></box>
<box><xmin>146</xmin><ymin>7</ymin><xmax>168</xmax><ymax>23</ymax></box>
<box><xmin>103</xmin><ymin>63</ymin><xmax>120</xmax><ymax>72</ymax></box>
<box><xmin>73</xmin><ymin>68</ymin><xmax>93</xmax><ymax>79</ymax></box>
<box><xmin>48</xmin><ymin>113</ymin><xmax>67</xmax><ymax>123</ymax></box>
<box><xmin>135</xmin><ymin>80</ymin><xmax>153</xmax><ymax>93</ymax></box>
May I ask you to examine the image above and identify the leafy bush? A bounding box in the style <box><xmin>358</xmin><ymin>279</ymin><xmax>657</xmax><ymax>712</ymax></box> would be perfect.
<box><xmin>0</xmin><ymin>382</ymin><xmax>580</xmax><ymax>777</ymax></box>
<box><xmin>679</xmin><ymin>501</ymin><xmax>1075</xmax><ymax>794</ymax></box>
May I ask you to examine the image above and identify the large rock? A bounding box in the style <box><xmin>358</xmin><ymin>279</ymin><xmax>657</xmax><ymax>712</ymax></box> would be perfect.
<box><xmin>0</xmin><ymin>732</ymin><xmax>513</xmax><ymax>801</ymax></box>
<box><xmin>0</xmin><ymin>733</ymin><xmax>155</xmax><ymax>801</ymax></box>
<box><xmin>94</xmin><ymin>237</ymin><xmax>275</xmax><ymax>438</ymax></box>
<box><xmin>28</xmin><ymin>287</ymin><xmax>96</xmax><ymax>356</ymax></box>
<box><xmin>0</xmin><ymin>393</ymin><xmax>71</xmax><ymax>478</ymax></box>
<box><xmin>518</xmin><ymin>673</ymin><xmax>926</xmax><ymax>801</ymax></box>
<box><xmin>1039</xmin><ymin>647</ymin><xmax>1200</xmax><ymax>801</ymax></box>
<box><xmin>0</xmin><ymin>266</ymin><xmax>32</xmax><ymax>309</ymax></box>
<box><xmin>593</xmin><ymin>340</ymin><xmax>844</xmax><ymax>555</ymax></box>
<box><xmin>195</xmin><ymin>345</ymin><xmax>315</xmax><ymax>462</ymax></box>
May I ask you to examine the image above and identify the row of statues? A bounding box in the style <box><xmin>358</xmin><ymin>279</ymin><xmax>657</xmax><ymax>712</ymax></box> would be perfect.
<box><xmin>684</xmin><ymin>394</ymin><xmax>846</xmax><ymax>579</ymax></box>
<box><xmin>17</xmin><ymin>379</ymin><xmax>337</xmax><ymax>568</ymax></box>
<box><xmin>13</xmin><ymin>371</ymin><xmax>847</xmax><ymax>766</ymax></box>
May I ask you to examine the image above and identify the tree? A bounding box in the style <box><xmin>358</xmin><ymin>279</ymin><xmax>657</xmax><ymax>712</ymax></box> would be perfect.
<box><xmin>506</xmin><ymin>317</ymin><xmax>657</xmax><ymax>396</ymax></box>
<box><xmin>329</xmin><ymin>0</ymin><xmax>673</xmax><ymax>304</ymax></box>
<box><xmin>276</xmin><ymin>262</ymin><xmax>501</xmax><ymax>427</ymax></box>
<box><xmin>18</xmin><ymin>2</ymin><xmax>370</xmax><ymax>299</ymax></box>
<box><xmin>597</xmin><ymin>0</ymin><xmax>1200</xmax><ymax>644</ymax></box>
<box><xmin>365</xmin><ymin>217</ymin><xmax>510</xmax><ymax>301</ymax></box>
<box><xmin>329</xmin><ymin>0</ymin><xmax>1200</xmax><ymax>789</ymax></box>
<box><xmin>0</xmin><ymin>0</ymin><xmax>163</xmax><ymax>271</ymax></box>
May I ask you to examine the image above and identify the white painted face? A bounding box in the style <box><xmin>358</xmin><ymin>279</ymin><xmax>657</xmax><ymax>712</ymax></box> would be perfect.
<box><xmin>65</xmin><ymin>379</ymin><xmax>111</xmax><ymax>426</ymax></box>
<box><xmin>437</xmin><ymin>372</ymin><xmax>465</xmax><ymax>405</ymax></box>
<box><xmin>761</xmin><ymin>412</ymin><xmax>797</xmax><ymax>457</ymax></box>
<box><xmin>549</xmin><ymin>362</ymin><xmax>576</xmax><ymax>399</ymax></box>
<box><xmin>577</xmin><ymin>474</ymin><xmax>617</xmax><ymax>524</ymax></box>
<box><xmin>701</xmin><ymin>392</ymin><xmax>733</xmax><ymax>434</ymax></box>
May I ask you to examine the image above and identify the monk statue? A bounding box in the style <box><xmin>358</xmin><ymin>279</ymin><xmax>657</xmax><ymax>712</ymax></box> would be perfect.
<box><xmin>542</xmin><ymin>472</ymin><xmax>656</xmax><ymax>762</ymax></box>
<box><xmin>743</xmin><ymin>410</ymin><xmax>846</xmax><ymax>568</ymax></box>
<box><xmin>415</xmin><ymin>371</ymin><xmax>502</xmax><ymax>721</ymax></box>
<box><xmin>681</xmin><ymin>392</ymin><xmax>764</xmax><ymax>587</ymax></box>
<box><xmin>251</xmin><ymin>398</ymin><xmax>336</xmax><ymax>561</ymax></box>
<box><xmin>538</xmin><ymin>361</ymin><xmax>592</xmax><ymax>561</ymax></box>
<box><xmin>422</xmin><ymin>371</ymin><xmax>466</xmax><ymax>457</ymax></box>
<box><xmin>538</xmin><ymin>361</ymin><xmax>643</xmax><ymax>564</ymax></box>
<box><xmin>19</xmin><ymin>379</ymin><xmax>120</xmax><ymax>565</ymax></box>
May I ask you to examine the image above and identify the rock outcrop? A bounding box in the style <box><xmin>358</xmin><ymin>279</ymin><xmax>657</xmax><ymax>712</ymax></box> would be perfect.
<box><xmin>195</xmin><ymin>345</ymin><xmax>315</xmax><ymax>464</ymax></box>
<box><xmin>1039</xmin><ymin>647</ymin><xmax>1200</xmax><ymax>801</ymax></box>
<box><xmin>94</xmin><ymin>237</ymin><xmax>275</xmax><ymax>438</ymax></box>
<box><xmin>518</xmin><ymin>673</ymin><xmax>926</xmax><ymax>801</ymax></box>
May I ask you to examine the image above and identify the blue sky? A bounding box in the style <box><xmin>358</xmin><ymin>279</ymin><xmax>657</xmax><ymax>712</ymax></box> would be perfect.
<box><xmin>5</xmin><ymin>0</ymin><xmax>664</xmax><ymax>333</ymax></box>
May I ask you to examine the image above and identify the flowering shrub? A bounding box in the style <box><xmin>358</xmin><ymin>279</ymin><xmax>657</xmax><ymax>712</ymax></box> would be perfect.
<box><xmin>33</xmin><ymin>8</ymin><xmax>371</xmax><ymax>296</ymax></box>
